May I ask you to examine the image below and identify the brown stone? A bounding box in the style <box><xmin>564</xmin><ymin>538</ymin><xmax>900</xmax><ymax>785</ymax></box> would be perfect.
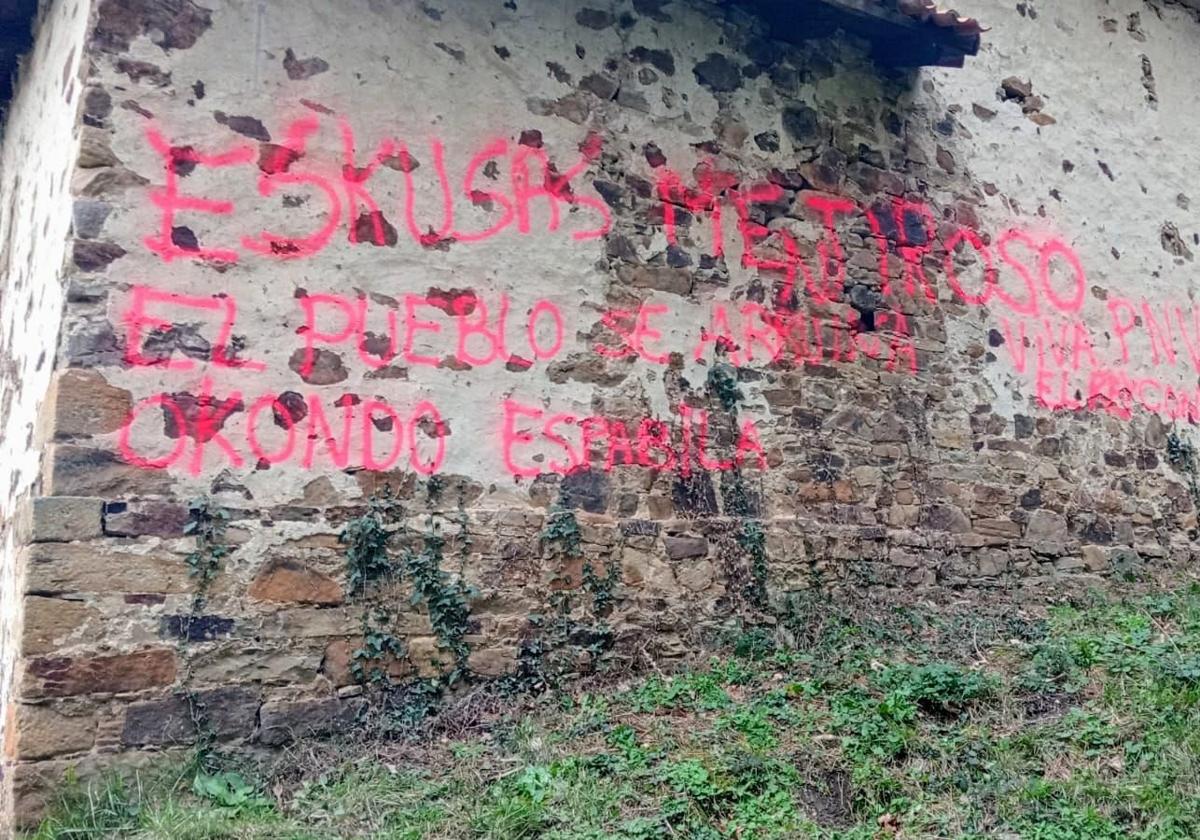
<box><xmin>320</xmin><ymin>638</ymin><xmax>416</xmax><ymax>686</ymax></box>
<box><xmin>1054</xmin><ymin>556</ymin><xmax>1086</xmax><ymax>572</ymax></box>
<box><xmin>675</xmin><ymin>560</ymin><xmax>715</xmax><ymax>591</ymax></box>
<box><xmin>616</xmin><ymin>263</ymin><xmax>693</xmax><ymax>296</ymax></box>
<box><xmin>298</xmin><ymin>476</ymin><xmax>342</xmax><ymax>506</ymax></box>
<box><xmin>320</xmin><ymin>638</ymin><xmax>357</xmax><ymax>686</ymax></box>
<box><xmin>288</xmin><ymin>347</ymin><xmax>348</xmax><ymax>384</ymax></box>
<box><xmin>76</xmin><ymin>126</ymin><xmax>120</xmax><ymax>168</ymax></box>
<box><xmin>549</xmin><ymin>555</ymin><xmax>585</xmax><ymax>590</ymax></box>
<box><xmin>467</xmin><ymin>646</ymin><xmax>517</xmax><ymax>677</ymax></box>
<box><xmin>52</xmin><ymin>370</ymin><xmax>132</xmax><ymax>438</ymax></box>
<box><xmin>31</xmin><ymin>497</ymin><xmax>103</xmax><ymax>542</ymax></box>
<box><xmin>258</xmin><ymin>697</ymin><xmax>364</xmax><ymax>746</ymax></box>
<box><xmin>935</xmin><ymin>146</ymin><xmax>955</xmax><ymax>173</ymax></box>
<box><xmin>72</xmin><ymin>239</ymin><xmax>127</xmax><ymax>272</ymax></box>
<box><xmin>265</xmin><ymin>607</ymin><xmax>362</xmax><ymax>638</ymax></box>
<box><xmin>13</xmin><ymin>704</ymin><xmax>95</xmax><ymax>759</ymax></box>
<box><xmin>1000</xmin><ymin>76</ymin><xmax>1033</xmax><ymax>100</ymax></box>
<box><xmin>190</xmin><ymin>644</ymin><xmax>320</xmax><ymax>685</ymax></box>
<box><xmin>250</xmin><ymin>558</ymin><xmax>344</xmax><ymax>606</ymax></box>
<box><xmin>974</xmin><ymin>518</ymin><xmax>1023</xmax><ymax>540</ymax></box>
<box><xmin>407</xmin><ymin>636</ymin><xmax>454</xmax><ymax>678</ymax></box>
<box><xmin>24</xmin><ymin>648</ymin><xmax>176</xmax><ymax>698</ymax></box>
<box><xmin>1081</xmin><ymin>545</ymin><xmax>1110</xmax><ymax>572</ymax></box>
<box><xmin>25</xmin><ymin>543</ymin><xmax>192</xmax><ymax>595</ymax></box>
<box><xmin>975</xmin><ymin>551</ymin><xmax>1009</xmax><ymax>576</ymax></box>
<box><xmin>22</xmin><ymin>596</ymin><xmax>98</xmax><ymax>655</ymax></box>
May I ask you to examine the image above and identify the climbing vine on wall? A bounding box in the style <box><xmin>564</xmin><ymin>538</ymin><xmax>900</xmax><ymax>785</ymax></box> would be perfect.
<box><xmin>520</xmin><ymin>494</ymin><xmax>620</xmax><ymax>691</ymax></box>
<box><xmin>183</xmin><ymin>497</ymin><xmax>230</xmax><ymax>608</ymax></box>
<box><xmin>340</xmin><ymin>485</ymin><xmax>476</xmax><ymax>708</ymax></box>
<box><xmin>405</xmin><ymin>518</ymin><xmax>474</xmax><ymax>680</ymax></box>
<box><xmin>704</xmin><ymin>357</ymin><xmax>770</xmax><ymax>610</ymax></box>
<box><xmin>1167</xmin><ymin>429</ymin><xmax>1200</xmax><ymax>511</ymax></box>
<box><xmin>353</xmin><ymin>606</ymin><xmax>405</xmax><ymax>686</ymax></box>
<box><xmin>737</xmin><ymin>519</ymin><xmax>769</xmax><ymax>607</ymax></box>
<box><xmin>341</xmin><ymin>492</ymin><xmax>395</xmax><ymax>596</ymax></box>
<box><xmin>706</xmin><ymin>361</ymin><xmax>744</xmax><ymax>413</ymax></box>
<box><xmin>178</xmin><ymin>497</ymin><xmax>233</xmax><ymax>768</ymax></box>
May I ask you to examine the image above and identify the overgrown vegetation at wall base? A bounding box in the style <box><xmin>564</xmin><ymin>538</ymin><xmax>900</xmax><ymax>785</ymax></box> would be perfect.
<box><xmin>27</xmin><ymin>583</ymin><xmax>1200</xmax><ymax>839</ymax></box>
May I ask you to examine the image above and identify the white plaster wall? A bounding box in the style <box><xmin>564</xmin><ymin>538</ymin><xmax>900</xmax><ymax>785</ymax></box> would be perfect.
<box><xmin>926</xmin><ymin>0</ymin><xmax>1200</xmax><ymax>499</ymax></box>
<box><xmin>44</xmin><ymin>0</ymin><xmax>1200</xmax><ymax>542</ymax></box>
<box><xmin>80</xmin><ymin>0</ymin><xmax>921</xmax><ymax>505</ymax></box>
<box><xmin>0</xmin><ymin>0</ymin><xmax>90</xmax><ymax>820</ymax></box>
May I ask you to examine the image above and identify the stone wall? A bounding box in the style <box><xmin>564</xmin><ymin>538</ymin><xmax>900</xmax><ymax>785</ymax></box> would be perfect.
<box><xmin>0</xmin><ymin>0</ymin><xmax>90</xmax><ymax>828</ymax></box>
<box><xmin>5</xmin><ymin>0</ymin><xmax>1200</xmax><ymax>827</ymax></box>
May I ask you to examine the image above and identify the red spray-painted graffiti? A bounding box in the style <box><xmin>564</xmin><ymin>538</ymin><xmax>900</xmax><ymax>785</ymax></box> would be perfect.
<box><xmin>142</xmin><ymin>114</ymin><xmax>610</xmax><ymax>261</ymax></box>
<box><xmin>110</xmin><ymin>114</ymin><xmax>1200</xmax><ymax>478</ymax></box>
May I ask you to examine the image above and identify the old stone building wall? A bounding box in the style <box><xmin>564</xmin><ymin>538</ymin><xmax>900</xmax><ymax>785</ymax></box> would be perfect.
<box><xmin>3</xmin><ymin>0</ymin><xmax>1200</xmax><ymax>826</ymax></box>
<box><xmin>0</xmin><ymin>0</ymin><xmax>89</xmax><ymax>827</ymax></box>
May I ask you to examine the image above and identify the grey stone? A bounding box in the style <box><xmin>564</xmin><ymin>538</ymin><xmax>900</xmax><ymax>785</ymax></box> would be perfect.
<box><xmin>31</xmin><ymin>497</ymin><xmax>103</xmax><ymax>542</ymax></box>
<box><xmin>122</xmin><ymin>686</ymin><xmax>260</xmax><ymax>746</ymax></box>
<box><xmin>663</xmin><ymin>535</ymin><xmax>708</xmax><ymax>559</ymax></box>
<box><xmin>1025</xmin><ymin>510</ymin><xmax>1069</xmax><ymax>543</ymax></box>
<box><xmin>258</xmin><ymin>697</ymin><xmax>365</xmax><ymax>746</ymax></box>
<box><xmin>72</xmin><ymin>200</ymin><xmax>111</xmax><ymax>239</ymax></box>
<box><xmin>922</xmin><ymin>504</ymin><xmax>971</xmax><ymax>534</ymax></box>
<box><xmin>693</xmin><ymin>52</ymin><xmax>742</xmax><ymax>92</ymax></box>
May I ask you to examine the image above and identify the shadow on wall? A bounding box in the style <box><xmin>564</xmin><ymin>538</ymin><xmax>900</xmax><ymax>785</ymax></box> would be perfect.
<box><xmin>0</xmin><ymin>0</ymin><xmax>39</xmax><ymax>122</ymax></box>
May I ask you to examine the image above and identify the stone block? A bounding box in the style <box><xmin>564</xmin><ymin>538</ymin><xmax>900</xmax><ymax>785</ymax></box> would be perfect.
<box><xmin>22</xmin><ymin>595</ymin><xmax>98</xmax><ymax>655</ymax></box>
<box><xmin>103</xmin><ymin>500</ymin><xmax>190</xmax><ymax>538</ymax></box>
<box><xmin>1025</xmin><ymin>509</ymin><xmax>1069</xmax><ymax>544</ymax></box>
<box><xmin>621</xmin><ymin>547</ymin><xmax>676</xmax><ymax>592</ymax></box>
<box><xmin>122</xmin><ymin>686</ymin><xmax>260</xmax><ymax>746</ymax></box>
<box><xmin>406</xmin><ymin>636</ymin><xmax>454</xmax><ymax>678</ymax></box>
<box><xmin>46</xmin><ymin>445</ymin><xmax>173</xmax><ymax>497</ymax></box>
<box><xmin>249</xmin><ymin>558</ymin><xmax>344</xmax><ymax>606</ymax></box>
<box><xmin>76</xmin><ymin>126</ymin><xmax>120</xmax><ymax>168</ymax></box>
<box><xmin>921</xmin><ymin>504</ymin><xmax>971</xmax><ymax>533</ymax></box>
<box><xmin>13</xmin><ymin>704</ymin><xmax>95</xmax><ymax>759</ymax></box>
<box><xmin>25</xmin><ymin>543</ymin><xmax>192</xmax><ymax>595</ymax></box>
<box><xmin>1081</xmin><ymin>545</ymin><xmax>1110</xmax><ymax>572</ymax></box>
<box><xmin>264</xmin><ymin>607</ymin><xmax>360</xmax><ymax>639</ymax></box>
<box><xmin>72</xmin><ymin>198</ymin><xmax>111</xmax><ymax>239</ymax></box>
<box><xmin>158</xmin><ymin>614</ymin><xmax>235</xmax><ymax>642</ymax></box>
<box><xmin>1054</xmin><ymin>555</ymin><xmax>1087</xmax><ymax>572</ymax></box>
<box><xmin>258</xmin><ymin>697</ymin><xmax>364</xmax><ymax>746</ymax></box>
<box><xmin>321</xmin><ymin>638</ymin><xmax>358</xmax><ymax>687</ymax></box>
<box><xmin>189</xmin><ymin>644</ymin><xmax>320</xmax><ymax>686</ymax></box>
<box><xmin>72</xmin><ymin>239</ymin><xmax>126</xmax><ymax>272</ymax></box>
<box><xmin>31</xmin><ymin>497</ymin><xmax>103</xmax><ymax>542</ymax></box>
<box><xmin>675</xmin><ymin>560</ymin><xmax>715</xmax><ymax>591</ymax></box>
<box><xmin>663</xmin><ymin>535</ymin><xmax>708</xmax><ymax>559</ymax></box>
<box><xmin>548</xmin><ymin>556</ymin><xmax>585</xmax><ymax>590</ymax></box>
<box><xmin>51</xmin><ymin>370</ymin><xmax>131</xmax><ymax>438</ymax></box>
<box><xmin>467</xmin><ymin>646</ymin><xmax>517</xmax><ymax>677</ymax></box>
<box><xmin>24</xmin><ymin>648</ymin><xmax>176</xmax><ymax>698</ymax></box>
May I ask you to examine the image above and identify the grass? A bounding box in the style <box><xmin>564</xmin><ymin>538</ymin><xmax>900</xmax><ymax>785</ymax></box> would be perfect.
<box><xmin>26</xmin><ymin>583</ymin><xmax>1200</xmax><ymax>839</ymax></box>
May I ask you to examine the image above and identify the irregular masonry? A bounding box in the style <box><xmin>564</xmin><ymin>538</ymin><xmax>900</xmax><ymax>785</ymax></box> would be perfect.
<box><xmin>3</xmin><ymin>0</ymin><xmax>1200</xmax><ymax>828</ymax></box>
